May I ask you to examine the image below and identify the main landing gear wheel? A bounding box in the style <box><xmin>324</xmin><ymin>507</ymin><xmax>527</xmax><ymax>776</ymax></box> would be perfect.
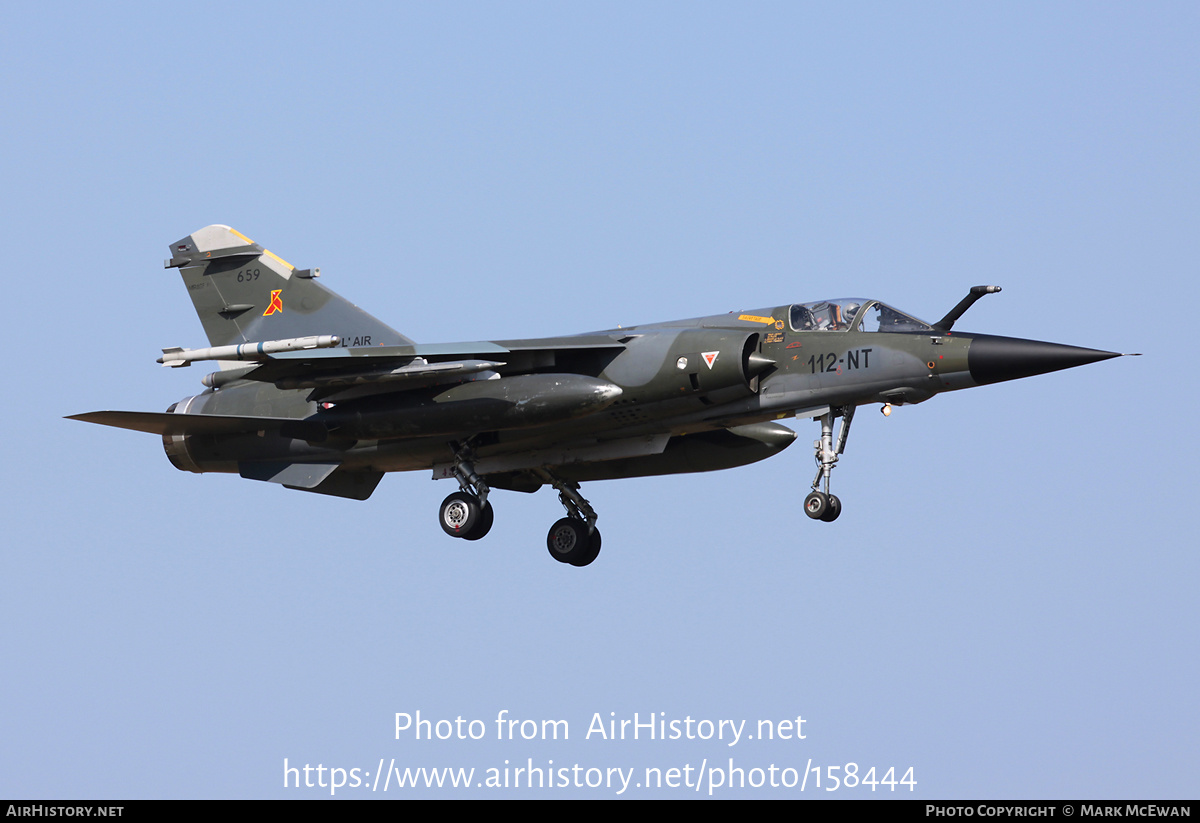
<box><xmin>439</xmin><ymin>440</ymin><xmax>495</xmax><ymax>540</ymax></box>
<box><xmin>546</xmin><ymin>517</ymin><xmax>602</xmax><ymax>567</ymax></box>
<box><xmin>572</xmin><ymin>525</ymin><xmax>601</xmax><ymax>567</ymax></box>
<box><xmin>439</xmin><ymin>491</ymin><xmax>482</xmax><ymax>538</ymax></box>
<box><xmin>536</xmin><ymin>469</ymin><xmax>602</xmax><ymax>567</ymax></box>
<box><xmin>461</xmin><ymin>501</ymin><xmax>494</xmax><ymax>541</ymax></box>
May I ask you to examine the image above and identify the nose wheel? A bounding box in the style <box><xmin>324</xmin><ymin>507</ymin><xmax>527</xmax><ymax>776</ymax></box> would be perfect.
<box><xmin>807</xmin><ymin>407</ymin><xmax>853</xmax><ymax>522</ymax></box>
<box><xmin>803</xmin><ymin>491</ymin><xmax>842</xmax><ymax>522</ymax></box>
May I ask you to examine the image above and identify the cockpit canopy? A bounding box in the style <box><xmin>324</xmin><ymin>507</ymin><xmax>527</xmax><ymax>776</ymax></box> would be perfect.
<box><xmin>789</xmin><ymin>299</ymin><xmax>933</xmax><ymax>333</ymax></box>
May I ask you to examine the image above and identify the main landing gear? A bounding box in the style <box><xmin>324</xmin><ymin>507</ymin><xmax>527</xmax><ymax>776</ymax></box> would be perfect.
<box><xmin>436</xmin><ymin>443</ymin><xmax>602</xmax><ymax>566</ymax></box>
<box><xmin>537</xmin><ymin>469</ymin><xmax>602</xmax><ymax>567</ymax></box>
<box><xmin>438</xmin><ymin>443</ymin><xmax>494</xmax><ymax>541</ymax></box>
<box><xmin>439</xmin><ymin>491</ymin><xmax>494</xmax><ymax>540</ymax></box>
<box><xmin>805</xmin><ymin>406</ymin><xmax>854</xmax><ymax>523</ymax></box>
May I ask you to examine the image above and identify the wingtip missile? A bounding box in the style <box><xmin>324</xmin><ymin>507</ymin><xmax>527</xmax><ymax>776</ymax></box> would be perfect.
<box><xmin>158</xmin><ymin>335</ymin><xmax>341</xmax><ymax>367</ymax></box>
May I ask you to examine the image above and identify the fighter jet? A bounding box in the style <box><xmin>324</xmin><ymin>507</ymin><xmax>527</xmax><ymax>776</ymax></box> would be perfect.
<box><xmin>70</xmin><ymin>225</ymin><xmax>1129</xmax><ymax>566</ymax></box>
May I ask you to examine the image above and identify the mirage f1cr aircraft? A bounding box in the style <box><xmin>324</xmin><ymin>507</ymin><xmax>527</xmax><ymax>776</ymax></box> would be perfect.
<box><xmin>70</xmin><ymin>225</ymin><xmax>1128</xmax><ymax>566</ymax></box>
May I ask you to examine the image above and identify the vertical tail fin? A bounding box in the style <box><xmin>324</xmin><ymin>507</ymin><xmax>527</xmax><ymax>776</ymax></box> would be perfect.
<box><xmin>166</xmin><ymin>225</ymin><xmax>413</xmax><ymax>348</ymax></box>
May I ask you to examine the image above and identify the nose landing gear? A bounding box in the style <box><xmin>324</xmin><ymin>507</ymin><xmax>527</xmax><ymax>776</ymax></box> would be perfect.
<box><xmin>806</xmin><ymin>407</ymin><xmax>853</xmax><ymax>522</ymax></box>
<box><xmin>804</xmin><ymin>490</ymin><xmax>842</xmax><ymax>522</ymax></box>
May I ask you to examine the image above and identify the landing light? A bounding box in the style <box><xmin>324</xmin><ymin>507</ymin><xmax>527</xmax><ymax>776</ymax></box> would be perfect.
<box><xmin>881</xmin><ymin>403</ymin><xmax>892</xmax><ymax>417</ymax></box>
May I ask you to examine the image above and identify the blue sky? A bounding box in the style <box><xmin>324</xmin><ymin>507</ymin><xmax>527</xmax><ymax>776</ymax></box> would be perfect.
<box><xmin>2</xmin><ymin>2</ymin><xmax>1196</xmax><ymax>798</ymax></box>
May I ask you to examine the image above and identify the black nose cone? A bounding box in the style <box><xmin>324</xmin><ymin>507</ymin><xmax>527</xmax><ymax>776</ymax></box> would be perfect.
<box><xmin>967</xmin><ymin>334</ymin><xmax>1121</xmax><ymax>386</ymax></box>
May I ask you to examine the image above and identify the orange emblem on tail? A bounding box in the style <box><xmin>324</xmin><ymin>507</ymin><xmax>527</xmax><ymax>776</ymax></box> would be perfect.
<box><xmin>263</xmin><ymin>290</ymin><xmax>283</xmax><ymax>316</ymax></box>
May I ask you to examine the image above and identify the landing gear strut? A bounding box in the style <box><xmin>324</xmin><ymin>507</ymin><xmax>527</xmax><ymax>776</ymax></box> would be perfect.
<box><xmin>537</xmin><ymin>469</ymin><xmax>602</xmax><ymax>566</ymax></box>
<box><xmin>438</xmin><ymin>441</ymin><xmax>494</xmax><ymax>540</ymax></box>
<box><xmin>806</xmin><ymin>407</ymin><xmax>854</xmax><ymax>522</ymax></box>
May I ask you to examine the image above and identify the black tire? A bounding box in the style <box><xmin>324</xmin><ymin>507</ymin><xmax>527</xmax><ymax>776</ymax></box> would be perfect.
<box><xmin>546</xmin><ymin>517</ymin><xmax>589</xmax><ymax>564</ymax></box>
<box><xmin>819</xmin><ymin>494</ymin><xmax>842</xmax><ymax>522</ymax></box>
<box><xmin>569</xmin><ymin>526</ymin><xmax>602</xmax><ymax>567</ymax></box>
<box><xmin>439</xmin><ymin>492</ymin><xmax>481</xmax><ymax>537</ymax></box>
<box><xmin>804</xmin><ymin>491</ymin><xmax>829</xmax><ymax>520</ymax></box>
<box><xmin>462</xmin><ymin>501</ymin><xmax>495</xmax><ymax>541</ymax></box>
